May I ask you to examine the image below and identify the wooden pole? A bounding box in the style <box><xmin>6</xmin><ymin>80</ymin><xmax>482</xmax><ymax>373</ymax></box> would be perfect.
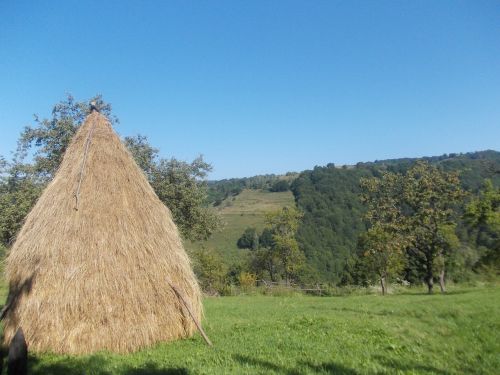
<box><xmin>167</xmin><ymin>279</ymin><xmax>213</xmax><ymax>347</ymax></box>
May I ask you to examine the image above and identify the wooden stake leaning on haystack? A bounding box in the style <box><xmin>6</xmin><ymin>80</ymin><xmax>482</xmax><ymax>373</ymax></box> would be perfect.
<box><xmin>2</xmin><ymin>103</ymin><xmax>210</xmax><ymax>354</ymax></box>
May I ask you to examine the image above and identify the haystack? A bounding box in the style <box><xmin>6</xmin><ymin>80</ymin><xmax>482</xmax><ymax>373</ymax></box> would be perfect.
<box><xmin>2</xmin><ymin>111</ymin><xmax>202</xmax><ymax>354</ymax></box>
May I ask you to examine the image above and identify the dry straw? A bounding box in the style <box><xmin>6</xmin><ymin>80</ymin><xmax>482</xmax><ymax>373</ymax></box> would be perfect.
<box><xmin>2</xmin><ymin>112</ymin><xmax>202</xmax><ymax>354</ymax></box>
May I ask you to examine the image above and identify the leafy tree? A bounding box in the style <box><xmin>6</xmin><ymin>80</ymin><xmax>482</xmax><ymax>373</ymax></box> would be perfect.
<box><xmin>237</xmin><ymin>227</ymin><xmax>259</xmax><ymax>250</ymax></box>
<box><xmin>249</xmin><ymin>248</ymin><xmax>280</xmax><ymax>281</ymax></box>
<box><xmin>150</xmin><ymin>156</ymin><xmax>221</xmax><ymax>241</ymax></box>
<box><xmin>358</xmin><ymin>227</ymin><xmax>406</xmax><ymax>295</ymax></box>
<box><xmin>265</xmin><ymin>207</ymin><xmax>305</xmax><ymax>285</ymax></box>
<box><xmin>259</xmin><ymin>227</ymin><xmax>274</xmax><ymax>249</ymax></box>
<box><xmin>192</xmin><ymin>247</ymin><xmax>227</xmax><ymax>295</ymax></box>
<box><xmin>465</xmin><ymin>179</ymin><xmax>500</xmax><ymax>269</ymax></box>
<box><xmin>0</xmin><ymin>166</ymin><xmax>43</xmax><ymax>246</ymax></box>
<box><xmin>403</xmin><ymin>162</ymin><xmax>465</xmax><ymax>293</ymax></box>
<box><xmin>360</xmin><ymin>172</ymin><xmax>407</xmax><ymax>294</ymax></box>
<box><xmin>123</xmin><ymin>135</ymin><xmax>159</xmax><ymax>178</ymax></box>
<box><xmin>433</xmin><ymin>223</ymin><xmax>460</xmax><ymax>292</ymax></box>
<box><xmin>360</xmin><ymin>162</ymin><xmax>465</xmax><ymax>293</ymax></box>
<box><xmin>269</xmin><ymin>180</ymin><xmax>289</xmax><ymax>192</ymax></box>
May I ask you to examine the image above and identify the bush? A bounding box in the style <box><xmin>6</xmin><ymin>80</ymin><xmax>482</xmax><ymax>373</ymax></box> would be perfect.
<box><xmin>269</xmin><ymin>180</ymin><xmax>289</xmax><ymax>192</ymax></box>
<box><xmin>238</xmin><ymin>272</ymin><xmax>257</xmax><ymax>291</ymax></box>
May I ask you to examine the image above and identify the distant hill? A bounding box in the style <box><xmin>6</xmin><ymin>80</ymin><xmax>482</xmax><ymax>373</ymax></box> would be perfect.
<box><xmin>201</xmin><ymin>150</ymin><xmax>500</xmax><ymax>282</ymax></box>
<box><xmin>292</xmin><ymin>150</ymin><xmax>500</xmax><ymax>283</ymax></box>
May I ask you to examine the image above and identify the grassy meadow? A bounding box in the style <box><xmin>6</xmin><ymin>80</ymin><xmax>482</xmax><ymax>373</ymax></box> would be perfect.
<box><xmin>2</xmin><ymin>285</ymin><xmax>497</xmax><ymax>375</ymax></box>
<box><xmin>186</xmin><ymin>189</ymin><xmax>294</xmax><ymax>263</ymax></box>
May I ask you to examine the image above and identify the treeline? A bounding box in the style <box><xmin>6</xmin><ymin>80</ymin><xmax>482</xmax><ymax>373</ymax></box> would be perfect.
<box><xmin>207</xmin><ymin>173</ymin><xmax>296</xmax><ymax>205</ymax></box>
<box><xmin>291</xmin><ymin>151</ymin><xmax>500</xmax><ymax>285</ymax></box>
<box><xmin>224</xmin><ymin>155</ymin><xmax>499</xmax><ymax>293</ymax></box>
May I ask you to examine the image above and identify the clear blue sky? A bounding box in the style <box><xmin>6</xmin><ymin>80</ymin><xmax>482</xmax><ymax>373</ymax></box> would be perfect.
<box><xmin>1</xmin><ymin>1</ymin><xmax>499</xmax><ymax>179</ymax></box>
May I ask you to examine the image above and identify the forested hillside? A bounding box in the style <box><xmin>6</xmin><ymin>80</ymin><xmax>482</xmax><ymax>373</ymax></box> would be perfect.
<box><xmin>291</xmin><ymin>151</ymin><xmax>500</xmax><ymax>283</ymax></box>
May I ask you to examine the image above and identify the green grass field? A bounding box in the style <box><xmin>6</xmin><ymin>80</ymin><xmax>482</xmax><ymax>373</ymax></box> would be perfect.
<box><xmin>186</xmin><ymin>189</ymin><xmax>295</xmax><ymax>264</ymax></box>
<box><xmin>12</xmin><ymin>285</ymin><xmax>499</xmax><ymax>375</ymax></box>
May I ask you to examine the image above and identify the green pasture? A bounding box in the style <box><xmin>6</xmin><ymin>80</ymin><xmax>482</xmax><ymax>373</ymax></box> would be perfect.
<box><xmin>5</xmin><ymin>285</ymin><xmax>497</xmax><ymax>375</ymax></box>
<box><xmin>186</xmin><ymin>189</ymin><xmax>294</xmax><ymax>264</ymax></box>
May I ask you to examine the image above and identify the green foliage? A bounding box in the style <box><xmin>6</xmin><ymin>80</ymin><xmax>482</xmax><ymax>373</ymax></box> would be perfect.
<box><xmin>248</xmin><ymin>247</ymin><xmax>280</xmax><ymax>281</ymax></box>
<box><xmin>192</xmin><ymin>247</ymin><xmax>228</xmax><ymax>295</ymax></box>
<box><xmin>123</xmin><ymin>135</ymin><xmax>159</xmax><ymax>178</ymax></box>
<box><xmin>0</xmin><ymin>162</ymin><xmax>43</xmax><ymax>245</ymax></box>
<box><xmin>465</xmin><ymin>179</ymin><xmax>500</xmax><ymax>269</ymax></box>
<box><xmin>402</xmin><ymin>162</ymin><xmax>466</xmax><ymax>292</ymax></box>
<box><xmin>291</xmin><ymin>166</ymin><xmax>374</xmax><ymax>283</ymax></box>
<box><xmin>236</xmin><ymin>227</ymin><xmax>259</xmax><ymax>250</ymax></box>
<box><xmin>150</xmin><ymin>156</ymin><xmax>221</xmax><ymax>241</ymax></box>
<box><xmin>269</xmin><ymin>179</ymin><xmax>289</xmax><ymax>192</ymax></box>
<box><xmin>121</xmin><ymin>133</ymin><xmax>223</xmax><ymax>241</ymax></box>
<box><xmin>358</xmin><ymin>226</ymin><xmax>406</xmax><ymax>294</ymax></box>
<box><xmin>292</xmin><ymin>152</ymin><xmax>500</xmax><ymax>284</ymax></box>
<box><xmin>238</xmin><ymin>271</ymin><xmax>257</xmax><ymax>290</ymax></box>
<box><xmin>259</xmin><ymin>227</ymin><xmax>274</xmax><ymax>248</ymax></box>
<box><xmin>359</xmin><ymin>162</ymin><xmax>466</xmax><ymax>293</ymax></box>
<box><xmin>264</xmin><ymin>207</ymin><xmax>305</xmax><ymax>284</ymax></box>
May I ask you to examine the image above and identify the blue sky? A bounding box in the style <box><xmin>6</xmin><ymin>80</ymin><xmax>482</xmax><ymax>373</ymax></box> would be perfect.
<box><xmin>0</xmin><ymin>1</ymin><xmax>499</xmax><ymax>179</ymax></box>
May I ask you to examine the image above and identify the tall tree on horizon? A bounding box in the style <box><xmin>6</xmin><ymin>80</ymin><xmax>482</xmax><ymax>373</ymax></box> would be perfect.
<box><xmin>360</xmin><ymin>161</ymin><xmax>465</xmax><ymax>293</ymax></box>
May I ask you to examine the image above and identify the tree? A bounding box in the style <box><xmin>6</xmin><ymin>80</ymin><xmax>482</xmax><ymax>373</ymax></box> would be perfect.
<box><xmin>269</xmin><ymin>180</ymin><xmax>289</xmax><ymax>192</ymax></box>
<box><xmin>360</xmin><ymin>172</ymin><xmax>407</xmax><ymax>294</ymax></box>
<box><xmin>192</xmin><ymin>247</ymin><xmax>227</xmax><ymax>295</ymax></box>
<box><xmin>250</xmin><ymin>248</ymin><xmax>280</xmax><ymax>281</ymax></box>
<box><xmin>123</xmin><ymin>135</ymin><xmax>159</xmax><ymax>178</ymax></box>
<box><xmin>360</xmin><ymin>161</ymin><xmax>465</xmax><ymax>293</ymax></box>
<box><xmin>150</xmin><ymin>156</ymin><xmax>221</xmax><ymax>241</ymax></box>
<box><xmin>403</xmin><ymin>162</ymin><xmax>465</xmax><ymax>293</ymax></box>
<box><xmin>358</xmin><ymin>226</ymin><xmax>406</xmax><ymax>295</ymax></box>
<box><xmin>0</xmin><ymin>166</ymin><xmax>42</xmax><ymax>246</ymax></box>
<box><xmin>237</xmin><ymin>227</ymin><xmax>259</xmax><ymax>250</ymax></box>
<box><xmin>434</xmin><ymin>223</ymin><xmax>460</xmax><ymax>292</ymax></box>
<box><xmin>465</xmin><ymin>179</ymin><xmax>500</xmax><ymax>269</ymax></box>
<box><xmin>259</xmin><ymin>227</ymin><xmax>274</xmax><ymax>249</ymax></box>
<box><xmin>265</xmin><ymin>207</ymin><xmax>305</xmax><ymax>285</ymax></box>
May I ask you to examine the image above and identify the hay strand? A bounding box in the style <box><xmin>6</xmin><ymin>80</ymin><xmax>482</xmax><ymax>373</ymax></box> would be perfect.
<box><xmin>73</xmin><ymin>116</ymin><xmax>97</xmax><ymax>211</ymax></box>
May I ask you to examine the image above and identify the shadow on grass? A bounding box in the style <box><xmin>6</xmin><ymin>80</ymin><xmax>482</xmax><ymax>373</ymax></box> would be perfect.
<box><xmin>373</xmin><ymin>355</ymin><xmax>451</xmax><ymax>375</ymax></box>
<box><xmin>28</xmin><ymin>356</ymin><xmax>189</xmax><ymax>375</ymax></box>
<box><xmin>233</xmin><ymin>354</ymin><xmax>359</xmax><ymax>374</ymax></box>
<box><xmin>404</xmin><ymin>289</ymin><xmax>474</xmax><ymax>296</ymax></box>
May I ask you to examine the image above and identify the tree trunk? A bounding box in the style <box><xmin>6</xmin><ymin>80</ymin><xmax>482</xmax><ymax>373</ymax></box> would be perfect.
<box><xmin>439</xmin><ymin>268</ymin><xmax>446</xmax><ymax>293</ymax></box>
<box><xmin>426</xmin><ymin>254</ymin><xmax>434</xmax><ymax>294</ymax></box>
<box><xmin>380</xmin><ymin>276</ymin><xmax>386</xmax><ymax>296</ymax></box>
<box><xmin>426</xmin><ymin>275</ymin><xmax>434</xmax><ymax>294</ymax></box>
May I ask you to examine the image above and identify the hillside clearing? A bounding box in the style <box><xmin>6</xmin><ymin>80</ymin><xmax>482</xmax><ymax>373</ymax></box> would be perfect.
<box><xmin>186</xmin><ymin>189</ymin><xmax>294</xmax><ymax>263</ymax></box>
